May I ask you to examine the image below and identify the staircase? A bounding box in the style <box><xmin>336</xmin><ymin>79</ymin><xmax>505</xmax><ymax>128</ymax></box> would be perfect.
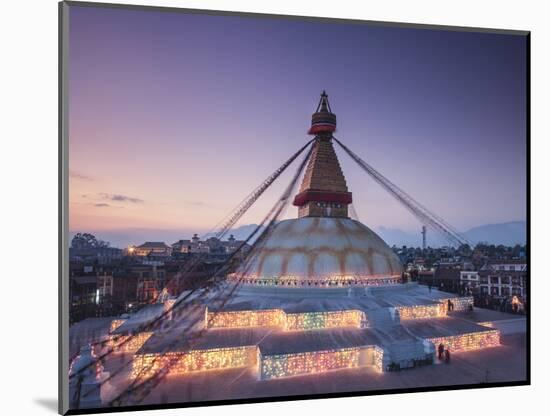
<box><xmin>386</xmin><ymin>340</ymin><xmax>429</xmax><ymax>369</ymax></box>
<box><xmin>364</xmin><ymin>307</ymin><xmax>398</xmax><ymax>329</ymax></box>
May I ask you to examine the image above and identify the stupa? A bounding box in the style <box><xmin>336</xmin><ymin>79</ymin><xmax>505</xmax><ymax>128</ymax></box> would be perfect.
<box><xmin>109</xmin><ymin>92</ymin><xmax>500</xmax><ymax>382</ymax></box>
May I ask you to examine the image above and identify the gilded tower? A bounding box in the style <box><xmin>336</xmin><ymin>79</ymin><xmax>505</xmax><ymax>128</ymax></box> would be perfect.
<box><xmin>293</xmin><ymin>91</ymin><xmax>352</xmax><ymax>218</ymax></box>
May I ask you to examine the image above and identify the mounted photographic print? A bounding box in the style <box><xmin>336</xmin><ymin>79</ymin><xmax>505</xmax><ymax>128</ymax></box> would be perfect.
<box><xmin>59</xmin><ymin>1</ymin><xmax>530</xmax><ymax>414</ymax></box>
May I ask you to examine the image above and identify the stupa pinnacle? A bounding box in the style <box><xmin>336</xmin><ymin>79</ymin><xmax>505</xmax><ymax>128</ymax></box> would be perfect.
<box><xmin>293</xmin><ymin>91</ymin><xmax>353</xmax><ymax>218</ymax></box>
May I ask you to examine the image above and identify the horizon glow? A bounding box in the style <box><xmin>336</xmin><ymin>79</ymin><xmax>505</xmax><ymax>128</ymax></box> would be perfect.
<box><xmin>68</xmin><ymin>5</ymin><xmax>527</xmax><ymax>248</ymax></box>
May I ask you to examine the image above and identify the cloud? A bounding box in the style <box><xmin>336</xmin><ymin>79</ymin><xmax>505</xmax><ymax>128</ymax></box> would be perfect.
<box><xmin>99</xmin><ymin>193</ymin><xmax>144</xmax><ymax>204</ymax></box>
<box><xmin>184</xmin><ymin>200</ymin><xmax>208</xmax><ymax>207</ymax></box>
<box><xmin>94</xmin><ymin>203</ymin><xmax>111</xmax><ymax>208</ymax></box>
<box><xmin>70</xmin><ymin>170</ymin><xmax>93</xmax><ymax>181</ymax></box>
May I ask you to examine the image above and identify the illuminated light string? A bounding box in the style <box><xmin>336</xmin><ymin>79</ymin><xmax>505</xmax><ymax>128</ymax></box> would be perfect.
<box><xmin>398</xmin><ymin>304</ymin><xmax>446</xmax><ymax>320</ymax></box>
<box><xmin>206</xmin><ymin>308</ymin><xmax>365</xmax><ymax>331</ymax></box>
<box><xmin>439</xmin><ymin>297</ymin><xmax>474</xmax><ymax>312</ymax></box>
<box><xmin>109</xmin><ymin>319</ymin><xmax>126</xmax><ymax>333</ymax></box>
<box><xmin>131</xmin><ymin>347</ymin><xmax>255</xmax><ymax>379</ymax></box>
<box><xmin>125</xmin><ymin>327</ymin><xmax>499</xmax><ymax>380</ymax></box>
<box><xmin>108</xmin><ymin>332</ymin><xmax>154</xmax><ymax>354</ymax></box>
<box><xmin>228</xmin><ymin>272</ymin><xmax>401</xmax><ymax>287</ymax></box>
<box><xmin>108</xmin><ymin>297</ymin><xmax>475</xmax><ymax>355</ymax></box>
<box><xmin>131</xmin><ymin>346</ymin><xmax>382</xmax><ymax>380</ymax></box>
<box><xmin>207</xmin><ymin>309</ymin><xmax>286</xmax><ymax>329</ymax></box>
<box><xmin>398</xmin><ymin>297</ymin><xmax>473</xmax><ymax>320</ymax></box>
<box><xmin>260</xmin><ymin>348</ymin><xmax>362</xmax><ymax>380</ymax></box>
<box><xmin>125</xmin><ymin>324</ymin><xmax>500</xmax><ymax>381</ymax></box>
<box><xmin>372</xmin><ymin>346</ymin><xmax>384</xmax><ymax>372</ymax></box>
<box><xmin>428</xmin><ymin>330</ymin><xmax>500</xmax><ymax>352</ymax></box>
<box><xmin>115</xmin><ymin>329</ymin><xmax>501</xmax><ymax>381</ymax></box>
<box><xmin>286</xmin><ymin>310</ymin><xmax>364</xmax><ymax>330</ymax></box>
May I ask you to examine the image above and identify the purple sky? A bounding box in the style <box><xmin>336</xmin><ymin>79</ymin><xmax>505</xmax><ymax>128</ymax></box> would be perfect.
<box><xmin>68</xmin><ymin>5</ymin><xmax>527</xmax><ymax>247</ymax></box>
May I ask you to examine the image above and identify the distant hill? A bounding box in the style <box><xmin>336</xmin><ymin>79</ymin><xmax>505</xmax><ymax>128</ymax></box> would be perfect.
<box><xmin>376</xmin><ymin>221</ymin><xmax>527</xmax><ymax>248</ymax></box>
<box><xmin>207</xmin><ymin>224</ymin><xmax>266</xmax><ymax>242</ymax></box>
<box><xmin>464</xmin><ymin>221</ymin><xmax>526</xmax><ymax>246</ymax></box>
<box><xmin>227</xmin><ymin>221</ymin><xmax>528</xmax><ymax>248</ymax></box>
<box><xmin>74</xmin><ymin>220</ymin><xmax>526</xmax><ymax>250</ymax></box>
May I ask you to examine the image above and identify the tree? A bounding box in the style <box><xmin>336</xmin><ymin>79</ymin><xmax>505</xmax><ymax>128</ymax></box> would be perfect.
<box><xmin>71</xmin><ymin>233</ymin><xmax>110</xmax><ymax>249</ymax></box>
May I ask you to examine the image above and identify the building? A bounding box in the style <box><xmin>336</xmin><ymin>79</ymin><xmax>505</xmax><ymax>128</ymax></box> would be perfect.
<box><xmin>479</xmin><ymin>260</ymin><xmax>527</xmax><ymax>298</ymax></box>
<box><xmin>131</xmin><ymin>264</ymin><xmax>166</xmax><ymax>302</ymax></box>
<box><xmin>102</xmin><ymin>93</ymin><xmax>503</xmax><ymax>388</ymax></box>
<box><xmin>69</xmin><ymin>266</ymin><xmax>115</xmax><ymax>323</ymax></box>
<box><xmin>172</xmin><ymin>234</ymin><xmax>250</xmax><ymax>256</ymax></box>
<box><xmin>69</xmin><ymin>246</ymin><xmax>122</xmax><ymax>265</ymax></box>
<box><xmin>459</xmin><ymin>270</ymin><xmax>480</xmax><ymax>294</ymax></box>
<box><xmin>171</xmin><ymin>239</ymin><xmax>192</xmax><ymax>254</ymax></box>
<box><xmin>134</xmin><ymin>242</ymin><xmax>172</xmax><ymax>257</ymax></box>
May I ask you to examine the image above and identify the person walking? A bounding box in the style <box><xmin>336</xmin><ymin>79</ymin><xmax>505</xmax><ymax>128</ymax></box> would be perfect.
<box><xmin>438</xmin><ymin>343</ymin><xmax>445</xmax><ymax>360</ymax></box>
<box><xmin>447</xmin><ymin>299</ymin><xmax>454</xmax><ymax>312</ymax></box>
<box><xmin>444</xmin><ymin>349</ymin><xmax>451</xmax><ymax>364</ymax></box>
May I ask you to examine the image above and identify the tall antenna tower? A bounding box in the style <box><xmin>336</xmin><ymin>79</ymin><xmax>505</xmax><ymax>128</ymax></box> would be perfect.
<box><xmin>421</xmin><ymin>225</ymin><xmax>427</xmax><ymax>250</ymax></box>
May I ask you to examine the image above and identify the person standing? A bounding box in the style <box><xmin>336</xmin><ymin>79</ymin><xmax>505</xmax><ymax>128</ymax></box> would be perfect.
<box><xmin>438</xmin><ymin>343</ymin><xmax>445</xmax><ymax>360</ymax></box>
<box><xmin>444</xmin><ymin>349</ymin><xmax>451</xmax><ymax>364</ymax></box>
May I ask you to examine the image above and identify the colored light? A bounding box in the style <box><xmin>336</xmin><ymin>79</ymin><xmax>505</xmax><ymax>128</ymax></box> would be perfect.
<box><xmin>228</xmin><ymin>273</ymin><xmax>401</xmax><ymax>287</ymax></box>
<box><xmin>131</xmin><ymin>346</ymin><xmax>255</xmax><ymax>378</ymax></box>
<box><xmin>286</xmin><ymin>310</ymin><xmax>364</xmax><ymax>330</ymax></box>
<box><xmin>109</xmin><ymin>319</ymin><xmax>126</xmax><ymax>332</ymax></box>
<box><xmin>428</xmin><ymin>330</ymin><xmax>500</xmax><ymax>352</ymax></box>
<box><xmin>208</xmin><ymin>309</ymin><xmax>286</xmax><ymax>329</ymax></box>
<box><xmin>398</xmin><ymin>304</ymin><xmax>446</xmax><ymax>320</ymax></box>
<box><xmin>260</xmin><ymin>348</ymin><xmax>361</xmax><ymax>379</ymax></box>
<box><xmin>206</xmin><ymin>308</ymin><xmax>366</xmax><ymax>331</ymax></box>
<box><xmin>108</xmin><ymin>332</ymin><xmax>153</xmax><ymax>353</ymax></box>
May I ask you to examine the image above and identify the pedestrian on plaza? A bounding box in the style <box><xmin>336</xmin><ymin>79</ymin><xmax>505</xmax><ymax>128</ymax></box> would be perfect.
<box><xmin>447</xmin><ymin>299</ymin><xmax>454</xmax><ymax>312</ymax></box>
<box><xmin>444</xmin><ymin>349</ymin><xmax>451</xmax><ymax>364</ymax></box>
<box><xmin>438</xmin><ymin>343</ymin><xmax>445</xmax><ymax>360</ymax></box>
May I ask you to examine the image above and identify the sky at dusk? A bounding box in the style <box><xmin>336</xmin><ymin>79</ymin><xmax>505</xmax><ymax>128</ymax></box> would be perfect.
<box><xmin>68</xmin><ymin>5</ymin><xmax>527</xmax><ymax>248</ymax></box>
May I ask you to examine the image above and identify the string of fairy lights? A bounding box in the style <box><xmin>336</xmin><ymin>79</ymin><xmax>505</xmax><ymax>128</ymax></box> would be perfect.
<box><xmin>206</xmin><ymin>308</ymin><xmax>365</xmax><ymax>331</ymax></box>
<box><xmin>428</xmin><ymin>330</ymin><xmax>500</xmax><ymax>352</ymax></box>
<box><xmin>398</xmin><ymin>304</ymin><xmax>447</xmax><ymax>320</ymax></box>
<box><xmin>131</xmin><ymin>347</ymin><xmax>255</xmax><ymax>379</ymax></box>
<box><xmin>228</xmin><ymin>274</ymin><xmax>401</xmax><ymax>287</ymax></box>
<box><xmin>130</xmin><ymin>345</ymin><xmax>385</xmax><ymax>380</ymax></box>
<box><xmin>260</xmin><ymin>348</ymin><xmax>361</xmax><ymax>380</ymax></box>
<box><xmin>126</xmin><ymin>328</ymin><xmax>499</xmax><ymax>381</ymax></box>
<box><xmin>124</xmin><ymin>296</ymin><xmax>496</xmax><ymax>380</ymax></box>
<box><xmin>108</xmin><ymin>295</ymin><xmax>488</xmax><ymax>375</ymax></box>
<box><xmin>107</xmin><ymin>333</ymin><xmax>153</xmax><ymax>354</ymax></box>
